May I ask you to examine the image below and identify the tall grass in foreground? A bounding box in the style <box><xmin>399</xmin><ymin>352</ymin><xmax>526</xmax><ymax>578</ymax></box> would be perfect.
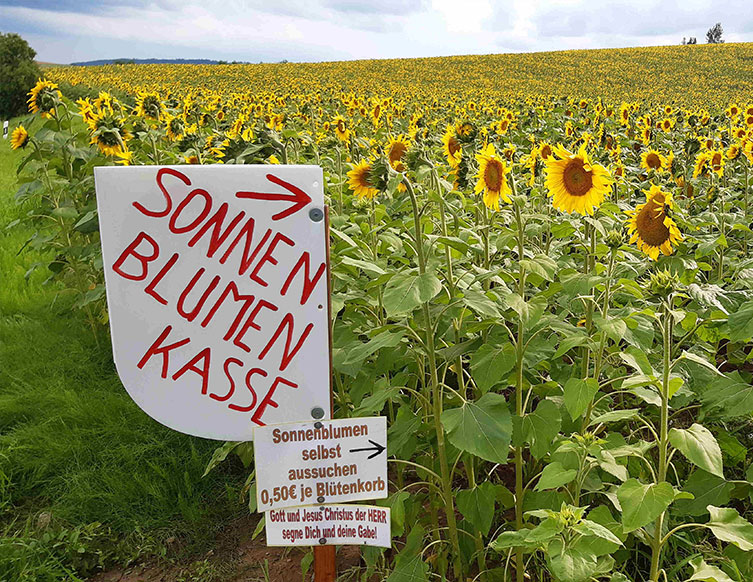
<box><xmin>0</xmin><ymin>127</ymin><xmax>246</xmax><ymax>580</ymax></box>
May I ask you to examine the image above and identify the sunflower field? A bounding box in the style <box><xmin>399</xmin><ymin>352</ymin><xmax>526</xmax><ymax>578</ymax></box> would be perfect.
<box><xmin>8</xmin><ymin>42</ymin><xmax>753</xmax><ymax>582</ymax></box>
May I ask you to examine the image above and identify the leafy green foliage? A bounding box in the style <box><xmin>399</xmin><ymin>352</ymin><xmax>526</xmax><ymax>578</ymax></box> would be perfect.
<box><xmin>442</xmin><ymin>393</ymin><xmax>512</xmax><ymax>463</ymax></box>
<box><xmin>0</xmin><ymin>33</ymin><xmax>40</xmax><ymax>118</ymax></box>
<box><xmin>616</xmin><ymin>480</ymin><xmax>675</xmax><ymax>532</ymax></box>
<box><xmin>669</xmin><ymin>424</ymin><xmax>724</xmax><ymax>478</ymax></box>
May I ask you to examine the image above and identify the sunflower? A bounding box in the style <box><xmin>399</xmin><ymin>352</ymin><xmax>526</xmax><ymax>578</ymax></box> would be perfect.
<box><xmin>165</xmin><ymin>115</ymin><xmax>185</xmax><ymax>141</ymax></box>
<box><xmin>474</xmin><ymin>143</ymin><xmax>511</xmax><ymax>211</ymax></box>
<box><xmin>386</xmin><ymin>135</ymin><xmax>409</xmax><ymax>172</ymax></box>
<box><xmin>333</xmin><ymin>115</ymin><xmax>350</xmax><ymax>142</ymax></box>
<box><xmin>76</xmin><ymin>98</ymin><xmax>98</xmax><ymax>128</ymax></box>
<box><xmin>626</xmin><ymin>185</ymin><xmax>682</xmax><ymax>260</ymax></box>
<box><xmin>94</xmin><ymin>91</ymin><xmax>114</xmax><ymax>114</ymax></box>
<box><xmin>502</xmin><ymin>144</ymin><xmax>516</xmax><ymax>162</ymax></box>
<box><xmin>89</xmin><ymin>114</ymin><xmax>132</xmax><ymax>156</ymax></box>
<box><xmin>371</xmin><ymin>101</ymin><xmax>382</xmax><ymax>127</ymax></box>
<box><xmin>347</xmin><ymin>160</ymin><xmax>378</xmax><ymax>200</ymax></box>
<box><xmin>456</xmin><ymin>121</ymin><xmax>475</xmax><ymax>141</ymax></box>
<box><xmin>708</xmin><ymin>150</ymin><xmax>725</xmax><ymax>177</ymax></box>
<box><xmin>727</xmin><ymin>143</ymin><xmax>741</xmax><ymax>160</ymax></box>
<box><xmin>27</xmin><ymin>79</ymin><xmax>61</xmax><ymax>118</ymax></box>
<box><xmin>135</xmin><ymin>91</ymin><xmax>164</xmax><ymax>121</ymax></box>
<box><xmin>10</xmin><ymin>125</ymin><xmax>29</xmax><ymax>150</ymax></box>
<box><xmin>544</xmin><ymin>144</ymin><xmax>612</xmax><ymax>215</ymax></box>
<box><xmin>693</xmin><ymin>151</ymin><xmax>711</xmax><ymax>178</ymax></box>
<box><xmin>619</xmin><ymin>103</ymin><xmax>630</xmax><ymax>126</ymax></box>
<box><xmin>744</xmin><ymin>140</ymin><xmax>753</xmax><ymax>164</ymax></box>
<box><xmin>640</xmin><ymin>149</ymin><xmax>666</xmax><ymax>172</ymax></box>
<box><xmin>659</xmin><ymin>118</ymin><xmax>674</xmax><ymax>132</ymax></box>
<box><xmin>442</xmin><ymin>124</ymin><xmax>462</xmax><ymax>168</ymax></box>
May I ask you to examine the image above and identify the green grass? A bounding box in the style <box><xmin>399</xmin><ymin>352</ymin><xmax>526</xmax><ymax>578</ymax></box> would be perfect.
<box><xmin>0</xmin><ymin>121</ymin><xmax>247</xmax><ymax>580</ymax></box>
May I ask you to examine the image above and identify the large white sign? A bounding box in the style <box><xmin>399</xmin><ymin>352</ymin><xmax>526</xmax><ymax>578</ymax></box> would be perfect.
<box><xmin>254</xmin><ymin>417</ymin><xmax>388</xmax><ymax>511</ymax></box>
<box><xmin>266</xmin><ymin>504</ymin><xmax>391</xmax><ymax>548</ymax></box>
<box><xmin>95</xmin><ymin>165</ymin><xmax>330</xmax><ymax>440</ymax></box>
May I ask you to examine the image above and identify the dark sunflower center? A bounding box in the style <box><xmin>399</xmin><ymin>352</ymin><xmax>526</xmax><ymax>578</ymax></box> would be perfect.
<box><xmin>636</xmin><ymin>197</ymin><xmax>670</xmax><ymax>246</ymax></box>
<box><xmin>646</xmin><ymin>153</ymin><xmax>662</xmax><ymax>169</ymax></box>
<box><xmin>337</xmin><ymin>120</ymin><xmax>346</xmax><ymax>133</ymax></box>
<box><xmin>541</xmin><ymin>145</ymin><xmax>552</xmax><ymax>159</ymax></box>
<box><xmin>562</xmin><ymin>159</ymin><xmax>593</xmax><ymax>196</ymax></box>
<box><xmin>484</xmin><ymin>159</ymin><xmax>503</xmax><ymax>192</ymax></box>
<box><xmin>357</xmin><ymin>167</ymin><xmax>372</xmax><ymax>188</ymax></box>
<box><xmin>389</xmin><ymin>142</ymin><xmax>407</xmax><ymax>165</ymax></box>
<box><xmin>711</xmin><ymin>153</ymin><xmax>722</xmax><ymax>169</ymax></box>
<box><xmin>448</xmin><ymin>137</ymin><xmax>460</xmax><ymax>156</ymax></box>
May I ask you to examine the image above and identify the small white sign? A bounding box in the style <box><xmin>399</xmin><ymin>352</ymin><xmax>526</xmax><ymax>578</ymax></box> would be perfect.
<box><xmin>265</xmin><ymin>504</ymin><xmax>391</xmax><ymax>548</ymax></box>
<box><xmin>94</xmin><ymin>165</ymin><xmax>330</xmax><ymax>440</ymax></box>
<box><xmin>255</xmin><ymin>417</ymin><xmax>388</xmax><ymax>511</ymax></box>
<box><xmin>2</xmin><ymin>121</ymin><xmax>8</xmax><ymax>139</ymax></box>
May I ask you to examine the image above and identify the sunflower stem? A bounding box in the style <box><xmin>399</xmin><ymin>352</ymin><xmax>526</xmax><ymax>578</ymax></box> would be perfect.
<box><xmin>649</xmin><ymin>301</ymin><xmax>673</xmax><ymax>582</ymax></box>
<box><xmin>432</xmin><ymin>167</ymin><xmax>467</xmax><ymax>398</ymax></box>
<box><xmin>583</xmin><ymin>248</ymin><xmax>616</xmax><ymax>429</ymax></box>
<box><xmin>744</xmin><ymin>162</ymin><xmax>749</xmax><ymax>257</ymax></box>
<box><xmin>511</xmin><ymin>176</ymin><xmax>528</xmax><ymax>582</ymax></box>
<box><xmin>404</xmin><ymin>179</ymin><xmax>463</xmax><ymax>580</ymax></box>
<box><xmin>581</xmin><ymin>220</ymin><xmax>595</xmax><ymax>380</ymax></box>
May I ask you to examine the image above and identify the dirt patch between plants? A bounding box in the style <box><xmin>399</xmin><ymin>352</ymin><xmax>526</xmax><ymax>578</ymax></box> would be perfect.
<box><xmin>89</xmin><ymin>514</ymin><xmax>364</xmax><ymax>582</ymax></box>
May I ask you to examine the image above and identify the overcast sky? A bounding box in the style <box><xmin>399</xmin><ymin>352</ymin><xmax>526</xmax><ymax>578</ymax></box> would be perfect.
<box><xmin>1</xmin><ymin>0</ymin><xmax>751</xmax><ymax>64</ymax></box>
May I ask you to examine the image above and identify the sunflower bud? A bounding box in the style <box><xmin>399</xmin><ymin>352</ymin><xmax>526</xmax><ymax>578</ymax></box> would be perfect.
<box><xmin>605</xmin><ymin>229</ymin><xmax>623</xmax><ymax>249</ymax></box>
<box><xmin>648</xmin><ymin>269</ymin><xmax>680</xmax><ymax>298</ymax></box>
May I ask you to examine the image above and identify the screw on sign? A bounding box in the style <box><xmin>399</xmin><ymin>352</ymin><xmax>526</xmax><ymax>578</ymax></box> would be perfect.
<box><xmin>94</xmin><ymin>165</ymin><xmax>340</xmax><ymax>580</ymax></box>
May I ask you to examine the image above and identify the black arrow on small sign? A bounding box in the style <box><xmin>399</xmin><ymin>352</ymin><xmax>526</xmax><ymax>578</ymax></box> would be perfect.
<box><xmin>349</xmin><ymin>440</ymin><xmax>386</xmax><ymax>460</ymax></box>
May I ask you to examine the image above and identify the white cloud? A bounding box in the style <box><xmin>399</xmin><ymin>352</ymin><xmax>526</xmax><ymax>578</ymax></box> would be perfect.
<box><xmin>430</xmin><ymin>0</ymin><xmax>492</xmax><ymax>35</ymax></box>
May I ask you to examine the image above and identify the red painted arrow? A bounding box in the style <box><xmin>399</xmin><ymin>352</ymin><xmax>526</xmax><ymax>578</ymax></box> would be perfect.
<box><xmin>235</xmin><ymin>173</ymin><xmax>312</xmax><ymax>221</ymax></box>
